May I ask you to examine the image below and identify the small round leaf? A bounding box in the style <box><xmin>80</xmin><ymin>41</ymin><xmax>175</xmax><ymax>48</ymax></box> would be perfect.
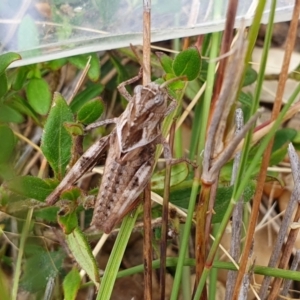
<box><xmin>76</xmin><ymin>97</ymin><xmax>104</xmax><ymax>125</ymax></box>
<box><xmin>173</xmin><ymin>47</ymin><xmax>201</xmax><ymax>81</ymax></box>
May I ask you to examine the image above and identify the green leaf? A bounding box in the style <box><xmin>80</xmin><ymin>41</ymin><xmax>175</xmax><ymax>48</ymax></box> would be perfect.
<box><xmin>173</xmin><ymin>47</ymin><xmax>201</xmax><ymax>81</ymax></box>
<box><xmin>151</xmin><ymin>163</ymin><xmax>189</xmax><ymax>190</ymax></box>
<box><xmin>88</xmin><ymin>53</ymin><xmax>101</xmax><ymax>81</ymax></box>
<box><xmin>70</xmin><ymin>83</ymin><xmax>104</xmax><ymax>113</ymax></box>
<box><xmin>20</xmin><ymin>246</ymin><xmax>65</xmax><ymax>293</ymax></box>
<box><xmin>66</xmin><ymin>227</ymin><xmax>100</xmax><ymax>287</ymax></box>
<box><xmin>58</xmin><ymin>209</ymin><xmax>78</xmax><ymax>234</ymax></box>
<box><xmin>26</xmin><ymin>78</ymin><xmax>51</xmax><ymax>115</ymax></box>
<box><xmin>77</xmin><ymin>97</ymin><xmax>104</xmax><ymax>124</ymax></box>
<box><xmin>0</xmin><ymin>103</ymin><xmax>24</xmax><ymax>123</ymax></box>
<box><xmin>6</xmin><ymin>176</ymin><xmax>54</xmax><ymax>201</ymax></box>
<box><xmin>0</xmin><ymin>73</ymin><xmax>8</xmax><ymax>98</ymax></box>
<box><xmin>243</xmin><ymin>66</ymin><xmax>258</xmax><ymax>87</ymax></box>
<box><xmin>63</xmin><ymin>268</ymin><xmax>81</xmax><ymax>300</ymax></box>
<box><xmin>0</xmin><ymin>52</ymin><xmax>21</xmax><ymax>75</ymax></box>
<box><xmin>41</xmin><ymin>93</ymin><xmax>74</xmax><ymax>179</ymax></box>
<box><xmin>156</xmin><ymin>52</ymin><xmax>174</xmax><ymax>74</ymax></box>
<box><xmin>0</xmin><ymin>125</ymin><xmax>15</xmax><ymax>163</ymax></box>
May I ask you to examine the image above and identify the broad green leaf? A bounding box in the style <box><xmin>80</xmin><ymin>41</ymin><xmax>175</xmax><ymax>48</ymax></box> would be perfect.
<box><xmin>243</xmin><ymin>66</ymin><xmax>258</xmax><ymax>87</ymax></box>
<box><xmin>88</xmin><ymin>53</ymin><xmax>101</xmax><ymax>81</ymax></box>
<box><xmin>77</xmin><ymin>97</ymin><xmax>104</xmax><ymax>124</ymax></box>
<box><xmin>58</xmin><ymin>209</ymin><xmax>78</xmax><ymax>234</ymax></box>
<box><xmin>156</xmin><ymin>52</ymin><xmax>174</xmax><ymax>74</ymax></box>
<box><xmin>0</xmin><ymin>73</ymin><xmax>8</xmax><ymax>98</ymax></box>
<box><xmin>26</xmin><ymin>78</ymin><xmax>51</xmax><ymax>115</ymax></box>
<box><xmin>17</xmin><ymin>15</ymin><xmax>40</xmax><ymax>56</ymax></box>
<box><xmin>66</xmin><ymin>227</ymin><xmax>100</xmax><ymax>287</ymax></box>
<box><xmin>0</xmin><ymin>52</ymin><xmax>21</xmax><ymax>75</ymax></box>
<box><xmin>63</xmin><ymin>268</ymin><xmax>81</xmax><ymax>300</ymax></box>
<box><xmin>151</xmin><ymin>162</ymin><xmax>189</xmax><ymax>190</ymax></box>
<box><xmin>70</xmin><ymin>83</ymin><xmax>104</xmax><ymax>113</ymax></box>
<box><xmin>6</xmin><ymin>176</ymin><xmax>54</xmax><ymax>201</ymax></box>
<box><xmin>173</xmin><ymin>47</ymin><xmax>201</xmax><ymax>81</ymax></box>
<box><xmin>20</xmin><ymin>246</ymin><xmax>65</xmax><ymax>293</ymax></box>
<box><xmin>0</xmin><ymin>125</ymin><xmax>15</xmax><ymax>163</ymax></box>
<box><xmin>0</xmin><ymin>103</ymin><xmax>24</xmax><ymax>123</ymax></box>
<box><xmin>41</xmin><ymin>93</ymin><xmax>74</xmax><ymax>179</ymax></box>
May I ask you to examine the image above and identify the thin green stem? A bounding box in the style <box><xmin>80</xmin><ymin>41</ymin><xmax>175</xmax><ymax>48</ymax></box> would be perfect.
<box><xmin>170</xmin><ymin>178</ymin><xmax>199</xmax><ymax>300</ymax></box>
<box><xmin>11</xmin><ymin>208</ymin><xmax>34</xmax><ymax>300</ymax></box>
<box><xmin>179</xmin><ymin>225</ymin><xmax>191</xmax><ymax>300</ymax></box>
<box><xmin>114</xmin><ymin>258</ymin><xmax>300</xmax><ymax>283</ymax></box>
<box><xmin>208</xmin><ymin>224</ymin><xmax>220</xmax><ymax>300</ymax></box>
<box><xmin>96</xmin><ymin>206</ymin><xmax>141</xmax><ymax>300</ymax></box>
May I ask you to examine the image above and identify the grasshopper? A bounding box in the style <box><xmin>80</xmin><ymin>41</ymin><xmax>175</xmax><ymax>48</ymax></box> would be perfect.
<box><xmin>46</xmin><ymin>70</ymin><xmax>180</xmax><ymax>234</ymax></box>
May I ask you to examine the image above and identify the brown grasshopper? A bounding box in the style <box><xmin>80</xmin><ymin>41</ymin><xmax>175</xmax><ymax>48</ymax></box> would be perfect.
<box><xmin>45</xmin><ymin>70</ymin><xmax>180</xmax><ymax>234</ymax></box>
